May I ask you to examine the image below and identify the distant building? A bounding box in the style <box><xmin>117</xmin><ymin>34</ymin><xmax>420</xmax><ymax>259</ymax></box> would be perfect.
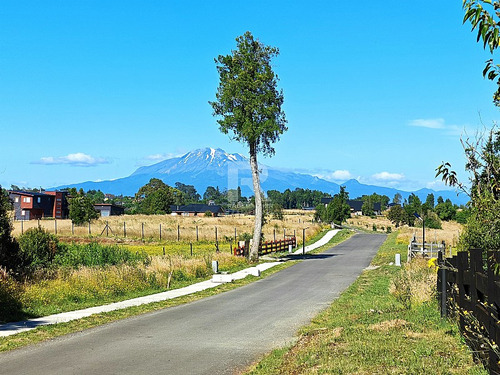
<box><xmin>170</xmin><ymin>204</ymin><xmax>224</xmax><ymax>217</ymax></box>
<box><xmin>9</xmin><ymin>190</ymin><xmax>69</xmax><ymax>220</ymax></box>
<box><xmin>320</xmin><ymin>197</ymin><xmax>381</xmax><ymax>216</ymax></box>
<box><xmin>93</xmin><ymin>203</ymin><xmax>125</xmax><ymax>217</ymax></box>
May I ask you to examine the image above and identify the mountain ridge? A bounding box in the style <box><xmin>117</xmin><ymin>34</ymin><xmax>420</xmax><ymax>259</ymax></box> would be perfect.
<box><xmin>52</xmin><ymin>147</ymin><xmax>468</xmax><ymax>205</ymax></box>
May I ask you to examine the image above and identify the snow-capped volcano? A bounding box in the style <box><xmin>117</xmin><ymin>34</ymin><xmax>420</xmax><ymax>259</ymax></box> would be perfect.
<box><xmin>131</xmin><ymin>148</ymin><xmax>249</xmax><ymax>177</ymax></box>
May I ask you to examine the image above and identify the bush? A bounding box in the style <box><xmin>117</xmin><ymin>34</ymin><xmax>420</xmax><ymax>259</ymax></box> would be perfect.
<box><xmin>17</xmin><ymin>226</ymin><xmax>59</xmax><ymax>273</ymax></box>
<box><xmin>372</xmin><ymin>224</ymin><xmax>377</xmax><ymax>232</ymax></box>
<box><xmin>204</xmin><ymin>211</ymin><xmax>213</xmax><ymax>217</ymax></box>
<box><xmin>0</xmin><ymin>270</ymin><xmax>24</xmax><ymax>323</ymax></box>
<box><xmin>386</xmin><ymin>226</ymin><xmax>392</xmax><ymax>233</ymax></box>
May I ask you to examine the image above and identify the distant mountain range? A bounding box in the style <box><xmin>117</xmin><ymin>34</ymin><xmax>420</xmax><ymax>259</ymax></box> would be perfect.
<box><xmin>53</xmin><ymin>147</ymin><xmax>468</xmax><ymax>205</ymax></box>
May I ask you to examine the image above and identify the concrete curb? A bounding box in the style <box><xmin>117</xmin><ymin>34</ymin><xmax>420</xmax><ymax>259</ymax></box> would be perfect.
<box><xmin>0</xmin><ymin>229</ymin><xmax>340</xmax><ymax>337</ymax></box>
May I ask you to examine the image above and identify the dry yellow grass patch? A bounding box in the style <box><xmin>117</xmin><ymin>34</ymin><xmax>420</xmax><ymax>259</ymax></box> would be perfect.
<box><xmin>369</xmin><ymin>319</ymin><xmax>408</xmax><ymax>332</ymax></box>
<box><xmin>12</xmin><ymin>211</ymin><xmax>321</xmax><ymax>243</ymax></box>
<box><xmin>347</xmin><ymin>214</ymin><xmax>463</xmax><ymax>248</ymax></box>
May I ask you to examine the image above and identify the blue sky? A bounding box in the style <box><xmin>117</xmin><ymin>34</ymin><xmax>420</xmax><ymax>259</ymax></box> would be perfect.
<box><xmin>1</xmin><ymin>1</ymin><xmax>498</xmax><ymax>193</ymax></box>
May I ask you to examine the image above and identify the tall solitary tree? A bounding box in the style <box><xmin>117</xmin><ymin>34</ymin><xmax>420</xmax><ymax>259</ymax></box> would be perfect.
<box><xmin>210</xmin><ymin>31</ymin><xmax>287</xmax><ymax>261</ymax></box>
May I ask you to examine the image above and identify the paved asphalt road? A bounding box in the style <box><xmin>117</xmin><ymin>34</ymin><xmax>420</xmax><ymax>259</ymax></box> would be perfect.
<box><xmin>0</xmin><ymin>233</ymin><xmax>386</xmax><ymax>375</ymax></box>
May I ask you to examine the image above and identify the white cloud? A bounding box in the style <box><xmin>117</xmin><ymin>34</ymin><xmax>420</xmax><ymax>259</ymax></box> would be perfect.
<box><xmin>33</xmin><ymin>153</ymin><xmax>109</xmax><ymax>167</ymax></box>
<box><xmin>313</xmin><ymin>169</ymin><xmax>353</xmax><ymax>182</ymax></box>
<box><xmin>409</xmin><ymin>118</ymin><xmax>445</xmax><ymax>129</ymax></box>
<box><xmin>372</xmin><ymin>171</ymin><xmax>405</xmax><ymax>181</ymax></box>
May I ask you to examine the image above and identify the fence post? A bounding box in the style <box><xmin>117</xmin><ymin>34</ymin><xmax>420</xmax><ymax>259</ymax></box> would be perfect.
<box><xmin>438</xmin><ymin>250</ymin><xmax>447</xmax><ymax>317</ymax></box>
<box><xmin>88</xmin><ymin>220</ymin><xmax>91</xmax><ymax>235</ymax></box>
<box><xmin>124</xmin><ymin>221</ymin><xmax>126</xmax><ymax>237</ymax></box>
<box><xmin>177</xmin><ymin>224</ymin><xmax>180</xmax><ymax>241</ymax></box>
<box><xmin>302</xmin><ymin>228</ymin><xmax>305</xmax><ymax>255</ymax></box>
<box><xmin>234</xmin><ymin>227</ymin><xmax>237</xmax><ymax>241</ymax></box>
<box><xmin>163</xmin><ymin>246</ymin><xmax>165</xmax><ymax>256</ymax></box>
<box><xmin>190</xmin><ymin>242</ymin><xmax>193</xmax><ymax>256</ymax></box>
<box><xmin>72</xmin><ymin>221</ymin><xmax>74</xmax><ymax>235</ymax></box>
<box><xmin>142</xmin><ymin>223</ymin><xmax>144</xmax><ymax>240</ymax></box>
<box><xmin>106</xmin><ymin>221</ymin><xmax>109</xmax><ymax>236</ymax></box>
<box><xmin>196</xmin><ymin>226</ymin><xmax>199</xmax><ymax>242</ymax></box>
<box><xmin>284</xmin><ymin>228</ymin><xmax>286</xmax><ymax>239</ymax></box>
<box><xmin>273</xmin><ymin>229</ymin><xmax>276</xmax><ymax>241</ymax></box>
<box><xmin>54</xmin><ymin>219</ymin><xmax>57</xmax><ymax>235</ymax></box>
<box><xmin>159</xmin><ymin>224</ymin><xmax>162</xmax><ymax>241</ymax></box>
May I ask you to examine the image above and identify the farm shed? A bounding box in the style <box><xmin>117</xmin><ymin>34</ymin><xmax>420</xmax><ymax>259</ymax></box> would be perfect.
<box><xmin>93</xmin><ymin>203</ymin><xmax>125</xmax><ymax>217</ymax></box>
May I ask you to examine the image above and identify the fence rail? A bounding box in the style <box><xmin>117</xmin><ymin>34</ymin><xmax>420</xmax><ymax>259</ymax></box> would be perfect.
<box><xmin>233</xmin><ymin>237</ymin><xmax>297</xmax><ymax>257</ymax></box>
<box><xmin>407</xmin><ymin>237</ymin><xmax>447</xmax><ymax>259</ymax></box>
<box><xmin>438</xmin><ymin>249</ymin><xmax>500</xmax><ymax>374</ymax></box>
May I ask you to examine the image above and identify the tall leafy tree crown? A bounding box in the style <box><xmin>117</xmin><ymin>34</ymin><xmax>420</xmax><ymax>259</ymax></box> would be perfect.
<box><xmin>210</xmin><ymin>31</ymin><xmax>287</xmax><ymax>156</ymax></box>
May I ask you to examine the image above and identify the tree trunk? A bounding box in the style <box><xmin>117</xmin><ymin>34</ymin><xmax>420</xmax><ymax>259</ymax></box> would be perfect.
<box><xmin>249</xmin><ymin>143</ymin><xmax>262</xmax><ymax>262</ymax></box>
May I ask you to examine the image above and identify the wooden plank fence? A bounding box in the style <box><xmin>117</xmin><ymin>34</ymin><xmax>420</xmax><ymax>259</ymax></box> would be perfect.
<box><xmin>234</xmin><ymin>237</ymin><xmax>297</xmax><ymax>257</ymax></box>
<box><xmin>438</xmin><ymin>249</ymin><xmax>500</xmax><ymax>374</ymax></box>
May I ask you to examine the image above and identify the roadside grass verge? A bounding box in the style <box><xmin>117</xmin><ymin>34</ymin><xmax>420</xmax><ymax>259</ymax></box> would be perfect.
<box><xmin>1</xmin><ymin>252</ymin><xmax>249</xmax><ymax>323</ymax></box>
<box><xmin>0</xmin><ymin>261</ymin><xmax>296</xmax><ymax>353</ymax></box>
<box><xmin>246</xmin><ymin>232</ymin><xmax>487</xmax><ymax>375</ymax></box>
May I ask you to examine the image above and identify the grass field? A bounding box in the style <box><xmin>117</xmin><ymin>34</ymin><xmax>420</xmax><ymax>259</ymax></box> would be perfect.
<box><xmin>245</xmin><ymin>232</ymin><xmax>485</xmax><ymax>374</ymax></box>
<box><xmin>11</xmin><ymin>211</ymin><xmax>321</xmax><ymax>245</ymax></box>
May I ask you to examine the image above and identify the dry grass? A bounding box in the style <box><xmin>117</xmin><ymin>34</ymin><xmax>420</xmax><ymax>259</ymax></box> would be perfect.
<box><xmin>11</xmin><ymin>211</ymin><xmax>321</xmax><ymax>244</ymax></box>
<box><xmin>347</xmin><ymin>214</ymin><xmax>463</xmax><ymax>247</ymax></box>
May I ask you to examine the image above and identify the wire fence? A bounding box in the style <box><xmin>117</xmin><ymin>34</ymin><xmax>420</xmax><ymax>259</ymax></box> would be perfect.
<box><xmin>11</xmin><ymin>218</ymin><xmax>306</xmax><ymax>245</ymax></box>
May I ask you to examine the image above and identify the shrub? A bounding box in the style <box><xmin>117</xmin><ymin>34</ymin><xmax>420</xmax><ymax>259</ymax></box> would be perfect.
<box><xmin>0</xmin><ymin>269</ymin><xmax>24</xmax><ymax>323</ymax></box>
<box><xmin>386</xmin><ymin>226</ymin><xmax>392</xmax><ymax>234</ymax></box>
<box><xmin>17</xmin><ymin>226</ymin><xmax>59</xmax><ymax>273</ymax></box>
<box><xmin>372</xmin><ymin>224</ymin><xmax>377</xmax><ymax>232</ymax></box>
<box><xmin>204</xmin><ymin>211</ymin><xmax>213</xmax><ymax>217</ymax></box>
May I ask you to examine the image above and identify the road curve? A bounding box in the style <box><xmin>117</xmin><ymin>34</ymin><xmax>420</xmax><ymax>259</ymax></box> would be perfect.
<box><xmin>0</xmin><ymin>233</ymin><xmax>386</xmax><ymax>375</ymax></box>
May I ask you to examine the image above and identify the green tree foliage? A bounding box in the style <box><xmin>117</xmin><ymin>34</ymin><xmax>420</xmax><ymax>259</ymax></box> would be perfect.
<box><xmin>316</xmin><ymin>186</ymin><xmax>350</xmax><ymax>225</ymax></box>
<box><xmin>68</xmin><ymin>188</ymin><xmax>99</xmax><ymax>225</ymax></box>
<box><xmin>393</xmin><ymin>193</ymin><xmax>402</xmax><ymax>205</ymax></box>
<box><xmin>456</xmin><ymin>208</ymin><xmax>472</xmax><ymax>224</ymax></box>
<box><xmin>202</xmin><ymin>186</ymin><xmax>228</xmax><ymax>205</ymax></box>
<box><xmin>270</xmin><ymin>202</ymin><xmax>284</xmax><ymax>220</ymax></box>
<box><xmin>463</xmin><ymin>0</ymin><xmax>500</xmax><ymax>105</ymax></box>
<box><xmin>420</xmin><ymin>211</ymin><xmax>442</xmax><ymax>230</ymax></box>
<box><xmin>0</xmin><ymin>186</ymin><xmax>21</xmax><ymax>273</ymax></box>
<box><xmin>437</xmin><ymin>128</ymin><xmax>500</xmax><ymax>251</ymax></box>
<box><xmin>423</xmin><ymin>193</ymin><xmax>435</xmax><ymax>211</ymax></box>
<box><xmin>210</xmin><ymin>31</ymin><xmax>287</xmax><ymax>260</ymax></box>
<box><xmin>86</xmin><ymin>189</ymin><xmax>106</xmax><ymax>204</ymax></box>
<box><xmin>268</xmin><ymin>188</ymin><xmax>328</xmax><ymax>209</ymax></box>
<box><xmin>175</xmin><ymin>182</ymin><xmax>201</xmax><ymax>203</ymax></box>
<box><xmin>387</xmin><ymin>204</ymin><xmax>406</xmax><ymax>228</ymax></box>
<box><xmin>402</xmin><ymin>194</ymin><xmax>422</xmax><ymax>227</ymax></box>
<box><xmin>361</xmin><ymin>199</ymin><xmax>375</xmax><ymax>217</ymax></box>
<box><xmin>434</xmin><ymin>199</ymin><xmax>457</xmax><ymax>221</ymax></box>
<box><xmin>135</xmin><ymin>178</ymin><xmax>175</xmax><ymax>215</ymax></box>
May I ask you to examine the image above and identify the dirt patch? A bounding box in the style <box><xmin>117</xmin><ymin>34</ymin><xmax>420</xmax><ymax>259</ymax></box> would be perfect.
<box><xmin>369</xmin><ymin>319</ymin><xmax>408</xmax><ymax>332</ymax></box>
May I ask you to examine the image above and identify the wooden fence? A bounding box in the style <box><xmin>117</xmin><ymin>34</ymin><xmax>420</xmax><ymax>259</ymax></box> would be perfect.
<box><xmin>438</xmin><ymin>249</ymin><xmax>500</xmax><ymax>374</ymax></box>
<box><xmin>234</xmin><ymin>237</ymin><xmax>297</xmax><ymax>257</ymax></box>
